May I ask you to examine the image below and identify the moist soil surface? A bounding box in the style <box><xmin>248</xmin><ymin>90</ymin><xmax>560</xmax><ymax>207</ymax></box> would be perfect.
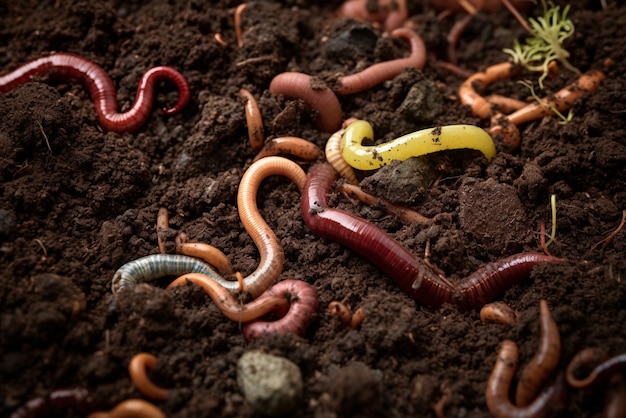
<box><xmin>1</xmin><ymin>0</ymin><xmax>625</xmax><ymax>417</ymax></box>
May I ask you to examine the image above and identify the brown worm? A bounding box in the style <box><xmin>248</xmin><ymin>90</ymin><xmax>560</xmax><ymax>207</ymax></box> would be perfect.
<box><xmin>337</xmin><ymin>27</ymin><xmax>427</xmax><ymax>95</ymax></box>
<box><xmin>458</xmin><ymin>62</ymin><xmax>521</xmax><ymax>119</ymax></box>
<box><xmin>128</xmin><ymin>353</ymin><xmax>169</xmax><ymax>401</ymax></box>
<box><xmin>176</xmin><ymin>241</ymin><xmax>234</xmax><ymax>275</ymax></box>
<box><xmin>486</xmin><ymin>340</ymin><xmax>566</xmax><ymax>418</ymax></box>
<box><xmin>515</xmin><ymin>300</ymin><xmax>561</xmax><ymax>406</ymax></box>
<box><xmin>566</xmin><ymin>349</ymin><xmax>626</xmax><ymax>390</ymax></box>
<box><xmin>269</xmin><ymin>72</ymin><xmax>343</xmax><ymax>133</ymax></box>
<box><xmin>242</xmin><ymin>279</ymin><xmax>319</xmax><ymax>341</ymax></box>
<box><xmin>156</xmin><ymin>208</ymin><xmax>169</xmax><ymax>255</ymax></box>
<box><xmin>253</xmin><ymin>136</ymin><xmax>322</xmax><ymax>162</ymax></box>
<box><xmin>236</xmin><ymin>156</ymin><xmax>308</xmax><ymax>298</ymax></box>
<box><xmin>479</xmin><ymin>301</ymin><xmax>518</xmax><ymax>325</ymax></box>
<box><xmin>328</xmin><ymin>301</ymin><xmax>353</xmax><ymax>325</ymax></box>
<box><xmin>234</xmin><ymin>3</ymin><xmax>246</xmax><ymax>48</ymax></box>
<box><xmin>324</xmin><ymin>126</ymin><xmax>359</xmax><ymax>184</ymax></box>
<box><xmin>86</xmin><ymin>399</ymin><xmax>166</xmax><ymax>418</ymax></box>
<box><xmin>167</xmin><ymin>273</ymin><xmax>289</xmax><ymax>322</ymax></box>
<box><xmin>336</xmin><ymin>0</ymin><xmax>409</xmax><ymax>31</ymax></box>
<box><xmin>240</xmin><ymin>88</ymin><xmax>265</xmax><ymax>152</ymax></box>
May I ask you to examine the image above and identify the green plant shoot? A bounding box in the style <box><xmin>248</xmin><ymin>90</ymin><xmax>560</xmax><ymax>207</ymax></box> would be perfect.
<box><xmin>518</xmin><ymin>80</ymin><xmax>574</xmax><ymax>124</ymax></box>
<box><xmin>504</xmin><ymin>0</ymin><xmax>580</xmax><ymax>88</ymax></box>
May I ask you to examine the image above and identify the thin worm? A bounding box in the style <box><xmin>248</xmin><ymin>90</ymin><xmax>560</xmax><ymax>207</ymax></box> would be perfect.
<box><xmin>324</xmin><ymin>126</ymin><xmax>359</xmax><ymax>184</ymax></box>
<box><xmin>350</xmin><ymin>307</ymin><xmax>366</xmax><ymax>329</ymax></box>
<box><xmin>234</xmin><ymin>3</ymin><xmax>247</xmax><ymax>48</ymax></box>
<box><xmin>128</xmin><ymin>353</ymin><xmax>169</xmax><ymax>401</ymax></box>
<box><xmin>167</xmin><ymin>273</ymin><xmax>289</xmax><ymax>322</ymax></box>
<box><xmin>337</xmin><ymin>182</ymin><xmax>436</xmax><ymax>224</ymax></box>
<box><xmin>336</xmin><ymin>0</ymin><xmax>409</xmax><ymax>31</ymax></box>
<box><xmin>479</xmin><ymin>301</ymin><xmax>518</xmax><ymax>325</ymax></box>
<box><xmin>214</xmin><ymin>33</ymin><xmax>228</xmax><ymax>47</ymax></box>
<box><xmin>156</xmin><ymin>208</ymin><xmax>169</xmax><ymax>255</ymax></box>
<box><xmin>328</xmin><ymin>301</ymin><xmax>353</xmax><ymax>325</ymax></box>
<box><xmin>337</xmin><ymin>28</ymin><xmax>427</xmax><ymax>95</ymax></box>
<box><xmin>235</xmin><ymin>156</ymin><xmax>308</xmax><ymax>298</ymax></box>
<box><xmin>458</xmin><ymin>62</ymin><xmax>521</xmax><ymax>119</ymax></box>
<box><xmin>242</xmin><ymin>279</ymin><xmax>319</xmax><ymax>341</ymax></box>
<box><xmin>10</xmin><ymin>388</ymin><xmax>95</xmax><ymax>418</ymax></box>
<box><xmin>86</xmin><ymin>399</ymin><xmax>166</xmax><ymax>418</ymax></box>
<box><xmin>176</xmin><ymin>241</ymin><xmax>234</xmax><ymax>275</ymax></box>
<box><xmin>340</xmin><ymin>119</ymin><xmax>496</xmax><ymax>170</ymax></box>
<box><xmin>302</xmin><ymin>163</ymin><xmax>563</xmax><ymax>309</ymax></box>
<box><xmin>0</xmin><ymin>53</ymin><xmax>190</xmax><ymax>133</ymax></box>
<box><xmin>253</xmin><ymin>136</ymin><xmax>322</xmax><ymax>162</ymax></box>
<box><xmin>269</xmin><ymin>72</ymin><xmax>342</xmax><ymax>133</ymax></box>
<box><xmin>515</xmin><ymin>300</ymin><xmax>561</xmax><ymax>406</ymax></box>
<box><xmin>240</xmin><ymin>88</ymin><xmax>265</xmax><ymax>152</ymax></box>
<box><xmin>486</xmin><ymin>340</ymin><xmax>566</xmax><ymax>418</ymax></box>
<box><xmin>111</xmin><ymin>254</ymin><xmax>224</xmax><ymax>294</ymax></box>
<box><xmin>566</xmin><ymin>350</ymin><xmax>626</xmax><ymax>390</ymax></box>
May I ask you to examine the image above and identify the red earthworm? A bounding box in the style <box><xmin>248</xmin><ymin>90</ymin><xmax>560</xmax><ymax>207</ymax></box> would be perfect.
<box><xmin>242</xmin><ymin>279</ymin><xmax>319</xmax><ymax>341</ymax></box>
<box><xmin>269</xmin><ymin>72</ymin><xmax>342</xmax><ymax>133</ymax></box>
<box><xmin>168</xmin><ymin>273</ymin><xmax>289</xmax><ymax>322</ymax></box>
<box><xmin>240</xmin><ymin>88</ymin><xmax>265</xmax><ymax>152</ymax></box>
<box><xmin>324</xmin><ymin>126</ymin><xmax>359</xmax><ymax>184</ymax></box>
<box><xmin>0</xmin><ymin>53</ymin><xmax>190</xmax><ymax>133</ymax></box>
<box><xmin>236</xmin><ymin>156</ymin><xmax>308</xmax><ymax>298</ymax></box>
<box><xmin>128</xmin><ymin>353</ymin><xmax>169</xmax><ymax>401</ymax></box>
<box><xmin>302</xmin><ymin>163</ymin><xmax>564</xmax><ymax>309</ymax></box>
<box><xmin>328</xmin><ymin>301</ymin><xmax>353</xmax><ymax>325</ymax></box>
<box><xmin>515</xmin><ymin>300</ymin><xmax>561</xmax><ymax>406</ymax></box>
<box><xmin>486</xmin><ymin>340</ymin><xmax>566</xmax><ymax>418</ymax></box>
<box><xmin>176</xmin><ymin>239</ymin><xmax>234</xmax><ymax>275</ymax></box>
<box><xmin>566</xmin><ymin>350</ymin><xmax>626</xmax><ymax>390</ymax></box>
<box><xmin>87</xmin><ymin>399</ymin><xmax>165</xmax><ymax>418</ymax></box>
<box><xmin>9</xmin><ymin>388</ymin><xmax>95</xmax><ymax>418</ymax></box>
<box><xmin>253</xmin><ymin>136</ymin><xmax>322</xmax><ymax>162</ymax></box>
<box><xmin>336</xmin><ymin>0</ymin><xmax>409</xmax><ymax>31</ymax></box>
<box><xmin>480</xmin><ymin>301</ymin><xmax>518</xmax><ymax>325</ymax></box>
<box><xmin>337</xmin><ymin>27</ymin><xmax>427</xmax><ymax>95</ymax></box>
<box><xmin>156</xmin><ymin>208</ymin><xmax>169</xmax><ymax>255</ymax></box>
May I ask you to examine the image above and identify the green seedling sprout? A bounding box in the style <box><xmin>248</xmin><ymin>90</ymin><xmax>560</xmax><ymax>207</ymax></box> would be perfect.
<box><xmin>504</xmin><ymin>0</ymin><xmax>579</xmax><ymax>88</ymax></box>
<box><xmin>518</xmin><ymin>80</ymin><xmax>574</xmax><ymax>124</ymax></box>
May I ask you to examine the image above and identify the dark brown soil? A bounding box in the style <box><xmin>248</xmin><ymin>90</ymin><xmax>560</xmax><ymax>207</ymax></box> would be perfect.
<box><xmin>1</xmin><ymin>0</ymin><xmax>625</xmax><ymax>417</ymax></box>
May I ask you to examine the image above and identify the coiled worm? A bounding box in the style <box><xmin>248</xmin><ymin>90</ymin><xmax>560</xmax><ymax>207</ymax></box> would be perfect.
<box><xmin>459</xmin><ymin>62</ymin><xmax>521</xmax><ymax>119</ymax></box>
<box><xmin>340</xmin><ymin>119</ymin><xmax>496</xmax><ymax>170</ymax></box>
<box><xmin>302</xmin><ymin>163</ymin><xmax>563</xmax><ymax>309</ymax></box>
<box><xmin>240</xmin><ymin>88</ymin><xmax>265</xmax><ymax>152</ymax></box>
<box><xmin>167</xmin><ymin>273</ymin><xmax>289</xmax><ymax>322</ymax></box>
<box><xmin>566</xmin><ymin>350</ymin><xmax>626</xmax><ymax>390</ymax></box>
<box><xmin>0</xmin><ymin>53</ymin><xmax>190</xmax><ymax>133</ymax></box>
<box><xmin>486</xmin><ymin>340</ymin><xmax>566</xmax><ymax>418</ymax></box>
<box><xmin>337</xmin><ymin>27</ymin><xmax>427</xmax><ymax>95</ymax></box>
<box><xmin>128</xmin><ymin>353</ymin><xmax>169</xmax><ymax>401</ymax></box>
<box><xmin>336</xmin><ymin>0</ymin><xmax>409</xmax><ymax>31</ymax></box>
<box><xmin>515</xmin><ymin>300</ymin><xmax>561</xmax><ymax>406</ymax></box>
<box><xmin>253</xmin><ymin>136</ymin><xmax>322</xmax><ymax>162</ymax></box>
<box><xmin>242</xmin><ymin>279</ymin><xmax>319</xmax><ymax>341</ymax></box>
<box><xmin>87</xmin><ymin>399</ymin><xmax>165</xmax><ymax>418</ymax></box>
<box><xmin>324</xmin><ymin>125</ymin><xmax>359</xmax><ymax>184</ymax></box>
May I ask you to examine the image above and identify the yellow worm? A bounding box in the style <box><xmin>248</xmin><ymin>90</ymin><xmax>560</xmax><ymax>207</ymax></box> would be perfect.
<box><xmin>340</xmin><ymin>120</ymin><xmax>496</xmax><ymax>170</ymax></box>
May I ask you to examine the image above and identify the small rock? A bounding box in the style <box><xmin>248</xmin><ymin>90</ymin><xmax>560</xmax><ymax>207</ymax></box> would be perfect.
<box><xmin>237</xmin><ymin>350</ymin><xmax>303</xmax><ymax>416</ymax></box>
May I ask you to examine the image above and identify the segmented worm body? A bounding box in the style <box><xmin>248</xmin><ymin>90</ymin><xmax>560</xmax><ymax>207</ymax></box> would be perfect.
<box><xmin>302</xmin><ymin>163</ymin><xmax>563</xmax><ymax>309</ymax></box>
<box><xmin>176</xmin><ymin>241</ymin><xmax>234</xmax><ymax>275</ymax></box>
<box><xmin>128</xmin><ymin>353</ymin><xmax>169</xmax><ymax>401</ymax></box>
<box><xmin>10</xmin><ymin>388</ymin><xmax>95</xmax><ymax>418</ymax></box>
<box><xmin>566</xmin><ymin>351</ymin><xmax>626</xmax><ymax>390</ymax></box>
<box><xmin>111</xmin><ymin>254</ymin><xmax>223</xmax><ymax>294</ymax></box>
<box><xmin>324</xmin><ymin>126</ymin><xmax>359</xmax><ymax>184</ymax></box>
<box><xmin>240</xmin><ymin>88</ymin><xmax>264</xmax><ymax>152</ymax></box>
<box><xmin>336</xmin><ymin>0</ymin><xmax>409</xmax><ymax>31</ymax></box>
<box><xmin>254</xmin><ymin>136</ymin><xmax>322</xmax><ymax>162</ymax></box>
<box><xmin>459</xmin><ymin>62</ymin><xmax>521</xmax><ymax>118</ymax></box>
<box><xmin>486</xmin><ymin>340</ymin><xmax>566</xmax><ymax>418</ymax></box>
<box><xmin>242</xmin><ymin>279</ymin><xmax>319</xmax><ymax>341</ymax></box>
<box><xmin>0</xmin><ymin>53</ymin><xmax>190</xmax><ymax>132</ymax></box>
<box><xmin>87</xmin><ymin>399</ymin><xmax>165</xmax><ymax>418</ymax></box>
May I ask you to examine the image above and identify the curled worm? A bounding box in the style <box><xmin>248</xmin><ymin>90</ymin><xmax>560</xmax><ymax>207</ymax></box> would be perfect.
<box><xmin>235</xmin><ymin>156</ymin><xmax>308</xmax><ymax>298</ymax></box>
<box><xmin>253</xmin><ymin>136</ymin><xmax>322</xmax><ymax>162</ymax></box>
<box><xmin>458</xmin><ymin>62</ymin><xmax>521</xmax><ymax>119</ymax></box>
<box><xmin>0</xmin><ymin>53</ymin><xmax>190</xmax><ymax>133</ymax></box>
<box><xmin>515</xmin><ymin>300</ymin><xmax>561</xmax><ymax>406</ymax></box>
<box><xmin>302</xmin><ymin>163</ymin><xmax>563</xmax><ymax>309</ymax></box>
<box><xmin>242</xmin><ymin>279</ymin><xmax>319</xmax><ymax>341</ymax></box>
<box><xmin>337</xmin><ymin>27</ymin><xmax>427</xmax><ymax>95</ymax></box>
<box><xmin>324</xmin><ymin>125</ymin><xmax>359</xmax><ymax>184</ymax></box>
<box><xmin>87</xmin><ymin>399</ymin><xmax>165</xmax><ymax>418</ymax></box>
<box><xmin>336</xmin><ymin>0</ymin><xmax>409</xmax><ymax>31</ymax></box>
<box><xmin>176</xmin><ymin>240</ymin><xmax>234</xmax><ymax>275</ymax></box>
<box><xmin>240</xmin><ymin>88</ymin><xmax>265</xmax><ymax>152</ymax></box>
<box><xmin>486</xmin><ymin>340</ymin><xmax>566</xmax><ymax>418</ymax></box>
<box><xmin>340</xmin><ymin>119</ymin><xmax>496</xmax><ymax>171</ymax></box>
<box><xmin>128</xmin><ymin>353</ymin><xmax>169</xmax><ymax>401</ymax></box>
<box><xmin>566</xmin><ymin>350</ymin><xmax>626</xmax><ymax>390</ymax></box>
<box><xmin>167</xmin><ymin>273</ymin><xmax>289</xmax><ymax>322</ymax></box>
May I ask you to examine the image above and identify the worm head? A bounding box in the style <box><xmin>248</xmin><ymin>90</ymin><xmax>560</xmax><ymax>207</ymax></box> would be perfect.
<box><xmin>111</xmin><ymin>271</ymin><xmax>134</xmax><ymax>294</ymax></box>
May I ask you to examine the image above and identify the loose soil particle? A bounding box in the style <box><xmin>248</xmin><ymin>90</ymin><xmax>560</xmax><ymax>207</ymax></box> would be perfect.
<box><xmin>1</xmin><ymin>0</ymin><xmax>625</xmax><ymax>417</ymax></box>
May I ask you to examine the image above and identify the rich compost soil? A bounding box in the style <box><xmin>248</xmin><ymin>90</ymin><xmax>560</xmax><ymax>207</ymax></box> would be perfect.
<box><xmin>1</xmin><ymin>0</ymin><xmax>625</xmax><ymax>417</ymax></box>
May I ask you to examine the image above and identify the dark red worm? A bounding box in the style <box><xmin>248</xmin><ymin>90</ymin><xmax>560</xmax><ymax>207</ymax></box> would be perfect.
<box><xmin>301</xmin><ymin>163</ymin><xmax>563</xmax><ymax>309</ymax></box>
<box><xmin>242</xmin><ymin>279</ymin><xmax>319</xmax><ymax>341</ymax></box>
<box><xmin>0</xmin><ymin>53</ymin><xmax>190</xmax><ymax>133</ymax></box>
<box><xmin>9</xmin><ymin>388</ymin><xmax>96</xmax><ymax>418</ymax></box>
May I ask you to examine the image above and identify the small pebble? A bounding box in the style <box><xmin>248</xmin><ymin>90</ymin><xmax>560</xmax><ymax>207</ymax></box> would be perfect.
<box><xmin>237</xmin><ymin>350</ymin><xmax>303</xmax><ymax>416</ymax></box>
